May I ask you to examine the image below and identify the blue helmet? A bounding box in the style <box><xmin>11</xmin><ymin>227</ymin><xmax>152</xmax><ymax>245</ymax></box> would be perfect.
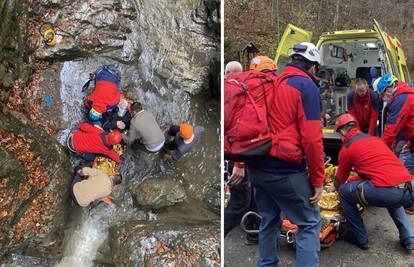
<box><xmin>377</xmin><ymin>73</ymin><xmax>398</xmax><ymax>94</ymax></box>
<box><xmin>88</xmin><ymin>108</ymin><xmax>102</xmax><ymax>121</ymax></box>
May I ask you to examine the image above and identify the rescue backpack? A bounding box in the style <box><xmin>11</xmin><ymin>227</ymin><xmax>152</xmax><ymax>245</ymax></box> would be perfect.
<box><xmin>224</xmin><ymin>70</ymin><xmax>275</xmax><ymax>161</ymax></box>
<box><xmin>82</xmin><ymin>65</ymin><xmax>122</xmax><ymax>92</ymax></box>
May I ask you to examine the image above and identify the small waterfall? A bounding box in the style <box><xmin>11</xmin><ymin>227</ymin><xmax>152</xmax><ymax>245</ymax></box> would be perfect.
<box><xmin>55</xmin><ymin>201</ymin><xmax>142</xmax><ymax>267</ymax></box>
<box><xmin>55</xmin><ymin>205</ymin><xmax>113</xmax><ymax>267</ymax></box>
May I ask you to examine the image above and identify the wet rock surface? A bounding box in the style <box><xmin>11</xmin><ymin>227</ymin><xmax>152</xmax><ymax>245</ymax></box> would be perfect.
<box><xmin>110</xmin><ymin>221</ymin><xmax>220</xmax><ymax>267</ymax></box>
<box><xmin>30</xmin><ymin>0</ymin><xmax>220</xmax><ymax>95</ymax></box>
<box><xmin>0</xmin><ymin>108</ymin><xmax>72</xmax><ymax>258</ymax></box>
<box><xmin>133</xmin><ymin>178</ymin><xmax>186</xmax><ymax>210</ymax></box>
<box><xmin>203</xmin><ymin>182</ymin><xmax>221</xmax><ymax>215</ymax></box>
<box><xmin>52</xmin><ymin>57</ymin><xmax>220</xmax><ymax>214</ymax></box>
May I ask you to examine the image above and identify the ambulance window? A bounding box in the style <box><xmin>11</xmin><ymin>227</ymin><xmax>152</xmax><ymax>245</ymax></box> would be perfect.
<box><xmin>388</xmin><ymin>49</ymin><xmax>400</xmax><ymax>80</ymax></box>
<box><xmin>276</xmin><ymin>56</ymin><xmax>290</xmax><ymax>75</ymax></box>
<box><xmin>402</xmin><ymin>64</ymin><xmax>411</xmax><ymax>83</ymax></box>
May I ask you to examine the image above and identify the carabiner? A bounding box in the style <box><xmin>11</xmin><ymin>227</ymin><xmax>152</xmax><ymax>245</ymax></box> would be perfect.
<box><xmin>286</xmin><ymin>230</ymin><xmax>295</xmax><ymax>244</ymax></box>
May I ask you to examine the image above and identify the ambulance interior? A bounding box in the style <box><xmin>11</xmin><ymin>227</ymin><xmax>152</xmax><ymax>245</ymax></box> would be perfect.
<box><xmin>318</xmin><ymin>40</ymin><xmax>384</xmax><ymax>119</ymax></box>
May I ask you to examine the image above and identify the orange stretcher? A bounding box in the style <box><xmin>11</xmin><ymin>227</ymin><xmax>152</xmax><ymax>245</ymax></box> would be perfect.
<box><xmin>280</xmin><ymin>216</ymin><xmax>340</xmax><ymax>248</ymax></box>
<box><xmin>239</xmin><ymin>160</ymin><xmax>361</xmax><ymax>248</ymax></box>
<box><xmin>240</xmin><ymin>210</ymin><xmax>341</xmax><ymax>248</ymax></box>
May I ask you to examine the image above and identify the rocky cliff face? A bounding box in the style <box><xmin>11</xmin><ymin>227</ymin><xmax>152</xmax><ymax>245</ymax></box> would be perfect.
<box><xmin>30</xmin><ymin>0</ymin><xmax>220</xmax><ymax>95</ymax></box>
<box><xmin>0</xmin><ymin>0</ymin><xmax>32</xmax><ymax>88</ymax></box>
<box><xmin>0</xmin><ymin>108</ymin><xmax>72</xmax><ymax>258</ymax></box>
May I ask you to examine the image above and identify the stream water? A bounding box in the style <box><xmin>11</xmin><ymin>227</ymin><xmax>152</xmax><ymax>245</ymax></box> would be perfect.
<box><xmin>55</xmin><ymin>204</ymin><xmax>139</xmax><ymax>267</ymax></box>
<box><xmin>52</xmin><ymin>57</ymin><xmax>220</xmax><ymax>266</ymax></box>
<box><xmin>1</xmin><ymin>57</ymin><xmax>219</xmax><ymax>267</ymax></box>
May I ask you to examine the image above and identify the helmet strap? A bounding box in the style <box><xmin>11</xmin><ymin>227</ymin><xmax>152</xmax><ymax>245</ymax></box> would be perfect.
<box><xmin>392</xmin><ymin>83</ymin><xmax>397</xmax><ymax>93</ymax></box>
<box><xmin>337</xmin><ymin>128</ymin><xmax>346</xmax><ymax>139</ymax></box>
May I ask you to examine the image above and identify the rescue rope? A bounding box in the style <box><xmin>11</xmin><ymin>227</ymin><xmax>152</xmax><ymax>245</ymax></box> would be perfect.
<box><xmin>38</xmin><ymin>22</ymin><xmax>76</xmax><ymax>46</ymax></box>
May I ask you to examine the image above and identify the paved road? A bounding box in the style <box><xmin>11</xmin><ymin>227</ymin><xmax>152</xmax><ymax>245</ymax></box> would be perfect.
<box><xmin>224</xmin><ymin>207</ymin><xmax>414</xmax><ymax>267</ymax></box>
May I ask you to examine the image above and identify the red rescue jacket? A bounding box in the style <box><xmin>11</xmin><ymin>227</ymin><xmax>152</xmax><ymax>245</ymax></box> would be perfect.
<box><xmin>382</xmin><ymin>82</ymin><xmax>414</xmax><ymax>148</ymax></box>
<box><xmin>347</xmin><ymin>90</ymin><xmax>379</xmax><ymax>135</ymax></box>
<box><xmin>73</xmin><ymin>123</ymin><xmax>122</xmax><ymax>163</ymax></box>
<box><xmin>85</xmin><ymin>81</ymin><xmax>121</xmax><ymax>114</ymax></box>
<box><xmin>267</xmin><ymin>65</ymin><xmax>325</xmax><ymax>187</ymax></box>
<box><xmin>337</xmin><ymin>128</ymin><xmax>412</xmax><ymax>187</ymax></box>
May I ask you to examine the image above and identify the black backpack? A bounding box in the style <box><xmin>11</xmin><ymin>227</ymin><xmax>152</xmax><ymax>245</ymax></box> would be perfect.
<box><xmin>82</xmin><ymin>65</ymin><xmax>122</xmax><ymax>92</ymax></box>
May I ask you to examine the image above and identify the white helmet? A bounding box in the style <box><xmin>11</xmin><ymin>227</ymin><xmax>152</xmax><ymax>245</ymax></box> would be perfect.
<box><xmin>225</xmin><ymin>61</ymin><xmax>243</xmax><ymax>75</ymax></box>
<box><xmin>372</xmin><ymin>77</ymin><xmax>381</xmax><ymax>92</ymax></box>
<box><xmin>289</xmin><ymin>42</ymin><xmax>321</xmax><ymax>65</ymax></box>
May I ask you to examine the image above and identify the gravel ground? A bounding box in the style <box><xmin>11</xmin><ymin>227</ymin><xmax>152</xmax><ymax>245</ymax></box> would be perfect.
<box><xmin>224</xmin><ymin>207</ymin><xmax>414</xmax><ymax>267</ymax></box>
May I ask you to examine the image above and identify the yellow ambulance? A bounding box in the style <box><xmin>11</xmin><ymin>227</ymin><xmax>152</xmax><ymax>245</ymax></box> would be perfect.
<box><xmin>275</xmin><ymin>19</ymin><xmax>410</xmax><ymax>85</ymax></box>
<box><xmin>274</xmin><ymin>20</ymin><xmax>410</xmax><ymax>162</ymax></box>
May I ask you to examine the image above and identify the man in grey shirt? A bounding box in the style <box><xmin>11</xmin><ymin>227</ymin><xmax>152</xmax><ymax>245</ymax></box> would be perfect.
<box><xmin>164</xmin><ymin>123</ymin><xmax>204</xmax><ymax>161</ymax></box>
<box><xmin>122</xmin><ymin>102</ymin><xmax>165</xmax><ymax>152</ymax></box>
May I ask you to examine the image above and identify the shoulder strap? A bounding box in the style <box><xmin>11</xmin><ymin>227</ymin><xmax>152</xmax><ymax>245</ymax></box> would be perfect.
<box><xmin>344</xmin><ymin>132</ymin><xmax>370</xmax><ymax>148</ymax></box>
<box><xmin>81</xmin><ymin>73</ymin><xmax>96</xmax><ymax>92</ymax></box>
<box><xmin>265</xmin><ymin>74</ymin><xmax>301</xmax><ymax>133</ymax></box>
<box><xmin>259</xmin><ymin>76</ymin><xmax>274</xmax><ymax>119</ymax></box>
<box><xmin>368</xmin><ymin>90</ymin><xmax>374</xmax><ymax>103</ymax></box>
<box><xmin>275</xmin><ymin>73</ymin><xmax>301</xmax><ymax>88</ymax></box>
<box><xmin>81</xmin><ymin>79</ymin><xmax>93</xmax><ymax>92</ymax></box>
<box><xmin>100</xmin><ymin>133</ymin><xmax>112</xmax><ymax>149</ymax></box>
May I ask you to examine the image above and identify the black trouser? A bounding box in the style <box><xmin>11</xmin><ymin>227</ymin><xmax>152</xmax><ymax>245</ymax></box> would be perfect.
<box><xmin>164</xmin><ymin>140</ymin><xmax>178</xmax><ymax>151</ymax></box>
<box><xmin>224</xmin><ymin>163</ymin><xmax>259</xmax><ymax>238</ymax></box>
<box><xmin>70</xmin><ymin>173</ymin><xmax>85</xmax><ymax>206</ymax></box>
<box><xmin>164</xmin><ymin>125</ymin><xmax>180</xmax><ymax>151</ymax></box>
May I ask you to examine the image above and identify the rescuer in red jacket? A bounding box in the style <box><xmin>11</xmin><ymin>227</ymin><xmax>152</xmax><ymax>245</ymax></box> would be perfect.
<box><xmin>347</xmin><ymin>78</ymin><xmax>380</xmax><ymax>135</ymax></box>
<box><xmin>328</xmin><ymin>113</ymin><xmax>414</xmax><ymax>253</ymax></box>
<box><xmin>67</xmin><ymin>122</ymin><xmax>123</xmax><ymax>163</ymax></box>
<box><xmin>377</xmin><ymin>74</ymin><xmax>414</xmax><ymax>149</ymax></box>
<box><xmin>85</xmin><ymin>66</ymin><xmax>122</xmax><ymax>121</ymax></box>
<box><xmin>247</xmin><ymin>42</ymin><xmax>324</xmax><ymax>266</ymax></box>
<box><xmin>379</xmin><ymin>74</ymin><xmax>414</xmax><ymax>215</ymax></box>
<box><xmin>224</xmin><ymin>57</ymin><xmax>278</xmax><ymax>245</ymax></box>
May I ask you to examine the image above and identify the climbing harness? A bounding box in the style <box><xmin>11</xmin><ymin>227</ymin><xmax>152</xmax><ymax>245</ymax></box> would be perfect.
<box><xmin>356</xmin><ymin>181</ymin><xmax>369</xmax><ymax>208</ymax></box>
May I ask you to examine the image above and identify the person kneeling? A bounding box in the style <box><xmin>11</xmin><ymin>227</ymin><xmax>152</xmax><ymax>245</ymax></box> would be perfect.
<box><xmin>122</xmin><ymin>102</ymin><xmax>165</xmax><ymax>153</ymax></box>
<box><xmin>71</xmin><ymin>167</ymin><xmax>122</xmax><ymax>207</ymax></box>
<box><xmin>328</xmin><ymin>113</ymin><xmax>414</xmax><ymax>253</ymax></box>
<box><xmin>163</xmin><ymin>123</ymin><xmax>204</xmax><ymax>161</ymax></box>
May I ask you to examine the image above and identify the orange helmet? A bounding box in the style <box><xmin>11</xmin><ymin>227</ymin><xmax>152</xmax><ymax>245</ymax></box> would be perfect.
<box><xmin>107</xmin><ymin>130</ymin><xmax>123</xmax><ymax>145</ymax></box>
<box><xmin>335</xmin><ymin>113</ymin><xmax>357</xmax><ymax>131</ymax></box>
<box><xmin>179</xmin><ymin>123</ymin><xmax>193</xmax><ymax>140</ymax></box>
<box><xmin>249</xmin><ymin>56</ymin><xmax>278</xmax><ymax>72</ymax></box>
